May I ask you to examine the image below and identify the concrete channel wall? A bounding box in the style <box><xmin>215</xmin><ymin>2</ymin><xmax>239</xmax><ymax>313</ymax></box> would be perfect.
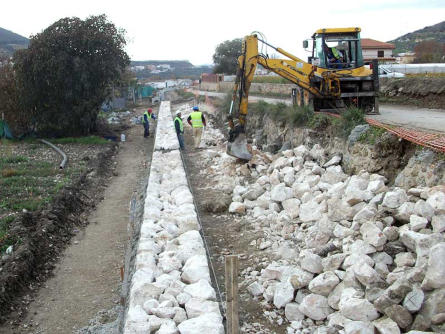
<box><xmin>124</xmin><ymin>101</ymin><xmax>224</xmax><ymax>333</ymax></box>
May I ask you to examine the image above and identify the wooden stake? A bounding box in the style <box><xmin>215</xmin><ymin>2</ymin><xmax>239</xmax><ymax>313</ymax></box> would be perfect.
<box><xmin>225</xmin><ymin>255</ymin><xmax>239</xmax><ymax>334</ymax></box>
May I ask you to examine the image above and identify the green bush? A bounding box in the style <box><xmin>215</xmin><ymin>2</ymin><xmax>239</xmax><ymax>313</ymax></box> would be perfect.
<box><xmin>333</xmin><ymin>107</ymin><xmax>366</xmax><ymax>138</ymax></box>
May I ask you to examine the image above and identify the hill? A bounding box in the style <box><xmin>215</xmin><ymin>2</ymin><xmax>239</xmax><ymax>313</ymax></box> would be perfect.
<box><xmin>130</xmin><ymin>60</ymin><xmax>213</xmax><ymax>80</ymax></box>
<box><xmin>0</xmin><ymin>27</ymin><xmax>29</xmax><ymax>56</ymax></box>
<box><xmin>389</xmin><ymin>21</ymin><xmax>445</xmax><ymax>54</ymax></box>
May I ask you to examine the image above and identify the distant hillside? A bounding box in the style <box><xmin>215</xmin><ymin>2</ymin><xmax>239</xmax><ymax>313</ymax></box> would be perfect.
<box><xmin>389</xmin><ymin>21</ymin><xmax>445</xmax><ymax>54</ymax></box>
<box><xmin>0</xmin><ymin>27</ymin><xmax>29</xmax><ymax>56</ymax></box>
<box><xmin>130</xmin><ymin>60</ymin><xmax>213</xmax><ymax>80</ymax></box>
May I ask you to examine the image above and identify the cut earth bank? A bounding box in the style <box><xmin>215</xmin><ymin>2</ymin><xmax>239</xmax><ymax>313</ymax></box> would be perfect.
<box><xmin>176</xmin><ymin>96</ymin><xmax>445</xmax><ymax>334</ymax></box>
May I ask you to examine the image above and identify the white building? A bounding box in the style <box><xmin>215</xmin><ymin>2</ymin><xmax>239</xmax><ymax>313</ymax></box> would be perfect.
<box><xmin>361</xmin><ymin>38</ymin><xmax>396</xmax><ymax>64</ymax></box>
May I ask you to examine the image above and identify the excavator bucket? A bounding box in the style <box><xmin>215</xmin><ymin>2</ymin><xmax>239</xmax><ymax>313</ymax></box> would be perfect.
<box><xmin>227</xmin><ymin>132</ymin><xmax>252</xmax><ymax>161</ymax></box>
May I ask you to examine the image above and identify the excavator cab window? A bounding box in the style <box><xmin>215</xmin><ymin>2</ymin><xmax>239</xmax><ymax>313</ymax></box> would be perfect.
<box><xmin>313</xmin><ymin>32</ymin><xmax>363</xmax><ymax>69</ymax></box>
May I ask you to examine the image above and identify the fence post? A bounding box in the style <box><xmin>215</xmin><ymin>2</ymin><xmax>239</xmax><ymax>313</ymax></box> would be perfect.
<box><xmin>225</xmin><ymin>255</ymin><xmax>239</xmax><ymax>334</ymax></box>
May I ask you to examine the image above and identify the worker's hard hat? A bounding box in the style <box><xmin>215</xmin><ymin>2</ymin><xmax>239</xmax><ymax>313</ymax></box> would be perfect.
<box><xmin>148</xmin><ymin>108</ymin><xmax>152</xmax><ymax>113</ymax></box>
<box><xmin>193</xmin><ymin>106</ymin><xmax>199</xmax><ymax>111</ymax></box>
<box><xmin>175</xmin><ymin>110</ymin><xmax>181</xmax><ymax>115</ymax></box>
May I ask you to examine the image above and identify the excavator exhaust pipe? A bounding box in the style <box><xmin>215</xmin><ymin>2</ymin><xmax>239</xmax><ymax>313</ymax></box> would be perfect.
<box><xmin>227</xmin><ymin>132</ymin><xmax>252</xmax><ymax>161</ymax></box>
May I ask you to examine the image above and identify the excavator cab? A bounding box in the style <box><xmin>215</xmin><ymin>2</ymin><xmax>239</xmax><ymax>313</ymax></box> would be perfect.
<box><xmin>310</xmin><ymin>28</ymin><xmax>364</xmax><ymax>70</ymax></box>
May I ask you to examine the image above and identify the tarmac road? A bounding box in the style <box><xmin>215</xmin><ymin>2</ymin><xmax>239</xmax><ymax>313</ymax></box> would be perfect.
<box><xmin>197</xmin><ymin>90</ymin><xmax>445</xmax><ymax>134</ymax></box>
<box><xmin>369</xmin><ymin>104</ymin><xmax>445</xmax><ymax>134</ymax></box>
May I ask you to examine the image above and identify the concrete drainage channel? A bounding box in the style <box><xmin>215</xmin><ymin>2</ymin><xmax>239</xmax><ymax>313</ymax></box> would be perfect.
<box><xmin>123</xmin><ymin>101</ymin><xmax>225</xmax><ymax>333</ymax></box>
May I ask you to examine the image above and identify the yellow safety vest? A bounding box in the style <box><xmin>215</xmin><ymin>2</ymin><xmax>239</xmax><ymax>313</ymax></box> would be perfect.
<box><xmin>190</xmin><ymin>111</ymin><xmax>203</xmax><ymax>128</ymax></box>
<box><xmin>332</xmin><ymin>47</ymin><xmax>341</xmax><ymax>60</ymax></box>
<box><xmin>174</xmin><ymin>116</ymin><xmax>183</xmax><ymax>132</ymax></box>
<box><xmin>143</xmin><ymin>111</ymin><xmax>150</xmax><ymax>124</ymax></box>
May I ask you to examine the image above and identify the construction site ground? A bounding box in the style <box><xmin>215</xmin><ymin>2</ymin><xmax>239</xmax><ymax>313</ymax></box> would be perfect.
<box><xmin>1</xmin><ymin>95</ymin><xmax>445</xmax><ymax>334</ymax></box>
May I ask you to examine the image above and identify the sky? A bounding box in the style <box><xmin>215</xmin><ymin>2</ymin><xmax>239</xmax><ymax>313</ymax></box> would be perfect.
<box><xmin>1</xmin><ymin>0</ymin><xmax>444</xmax><ymax>65</ymax></box>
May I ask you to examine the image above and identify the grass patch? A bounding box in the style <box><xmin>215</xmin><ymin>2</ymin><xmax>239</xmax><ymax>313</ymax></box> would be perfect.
<box><xmin>331</xmin><ymin>107</ymin><xmax>366</xmax><ymax>138</ymax></box>
<box><xmin>252</xmin><ymin>76</ymin><xmax>290</xmax><ymax>84</ymax></box>
<box><xmin>49</xmin><ymin>136</ymin><xmax>109</xmax><ymax>145</ymax></box>
<box><xmin>0</xmin><ymin>215</ymin><xmax>17</xmax><ymax>253</ymax></box>
<box><xmin>406</xmin><ymin>73</ymin><xmax>445</xmax><ymax>78</ymax></box>
<box><xmin>358</xmin><ymin>126</ymin><xmax>387</xmax><ymax>144</ymax></box>
<box><xmin>176</xmin><ymin>89</ymin><xmax>195</xmax><ymax>100</ymax></box>
<box><xmin>0</xmin><ymin>155</ymin><xmax>28</xmax><ymax>164</ymax></box>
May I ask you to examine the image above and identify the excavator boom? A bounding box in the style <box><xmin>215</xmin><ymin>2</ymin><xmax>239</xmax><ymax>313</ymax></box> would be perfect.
<box><xmin>227</xmin><ymin>30</ymin><xmax>377</xmax><ymax>160</ymax></box>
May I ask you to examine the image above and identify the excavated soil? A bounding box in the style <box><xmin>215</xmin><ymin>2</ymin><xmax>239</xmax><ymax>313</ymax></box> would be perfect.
<box><xmin>181</xmin><ymin>109</ymin><xmax>287</xmax><ymax>333</ymax></box>
<box><xmin>0</xmin><ymin>107</ymin><xmax>155</xmax><ymax>333</ymax></box>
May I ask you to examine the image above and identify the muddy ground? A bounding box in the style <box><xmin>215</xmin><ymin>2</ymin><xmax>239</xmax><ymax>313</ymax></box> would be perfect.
<box><xmin>0</xmin><ymin>107</ymin><xmax>155</xmax><ymax>334</ymax></box>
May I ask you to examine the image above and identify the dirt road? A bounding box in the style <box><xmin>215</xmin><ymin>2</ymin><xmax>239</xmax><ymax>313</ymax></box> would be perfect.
<box><xmin>0</xmin><ymin>108</ymin><xmax>154</xmax><ymax>334</ymax></box>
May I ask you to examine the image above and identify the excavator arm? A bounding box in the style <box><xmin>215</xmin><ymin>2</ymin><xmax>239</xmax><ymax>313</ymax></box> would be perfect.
<box><xmin>227</xmin><ymin>34</ymin><xmax>341</xmax><ymax>160</ymax></box>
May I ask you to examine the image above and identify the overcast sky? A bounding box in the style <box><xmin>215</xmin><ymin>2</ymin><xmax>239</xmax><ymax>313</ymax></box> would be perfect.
<box><xmin>2</xmin><ymin>0</ymin><xmax>444</xmax><ymax>65</ymax></box>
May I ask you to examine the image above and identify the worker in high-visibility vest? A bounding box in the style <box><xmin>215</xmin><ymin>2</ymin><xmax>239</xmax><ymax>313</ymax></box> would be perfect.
<box><xmin>174</xmin><ymin>110</ymin><xmax>185</xmax><ymax>150</ymax></box>
<box><xmin>187</xmin><ymin>106</ymin><xmax>206</xmax><ymax>149</ymax></box>
<box><xmin>142</xmin><ymin>108</ymin><xmax>156</xmax><ymax>138</ymax></box>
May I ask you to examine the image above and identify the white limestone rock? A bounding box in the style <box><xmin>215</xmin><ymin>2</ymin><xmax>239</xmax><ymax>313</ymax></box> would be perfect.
<box><xmin>354</xmin><ymin>205</ymin><xmax>377</xmax><ymax>224</ymax></box>
<box><xmin>382</xmin><ymin>188</ymin><xmax>408</xmax><ymax>209</ymax></box>
<box><xmin>344</xmin><ymin>320</ymin><xmax>375</xmax><ymax>334</ymax></box>
<box><xmin>414</xmin><ymin>200</ymin><xmax>434</xmax><ymax>221</ymax></box>
<box><xmin>181</xmin><ymin>255</ymin><xmax>210</xmax><ymax>284</ymax></box>
<box><xmin>328</xmin><ymin>198</ymin><xmax>354</xmax><ymax>221</ymax></box>
<box><xmin>300</xmin><ymin>200</ymin><xmax>327</xmax><ymax>223</ymax></box>
<box><xmin>300</xmin><ymin>250</ymin><xmax>323</xmax><ymax>274</ymax></box>
<box><xmin>352</xmin><ymin>262</ymin><xmax>383</xmax><ymax>288</ymax></box>
<box><xmin>285</xmin><ymin>302</ymin><xmax>305</xmax><ymax>321</ymax></box>
<box><xmin>242</xmin><ymin>184</ymin><xmax>266</xmax><ymax>201</ymax></box>
<box><xmin>299</xmin><ymin>293</ymin><xmax>332</xmax><ymax>320</ymax></box>
<box><xmin>273</xmin><ymin>280</ymin><xmax>295</xmax><ymax>309</ymax></box>
<box><xmin>247</xmin><ymin>281</ymin><xmax>264</xmax><ymax>297</ymax></box>
<box><xmin>159</xmin><ymin>251</ymin><xmax>183</xmax><ymax>273</ymax></box>
<box><xmin>282</xmin><ymin>198</ymin><xmax>301</xmax><ymax>219</ymax></box>
<box><xmin>360</xmin><ymin>222</ymin><xmax>387</xmax><ymax>248</ymax></box>
<box><xmin>421</xmin><ymin>242</ymin><xmax>445</xmax><ymax>290</ymax></box>
<box><xmin>229</xmin><ymin>202</ymin><xmax>246</xmax><ymax>214</ymax></box>
<box><xmin>323</xmin><ymin>155</ymin><xmax>342</xmax><ymax>168</ymax></box>
<box><xmin>399</xmin><ymin>231</ymin><xmax>444</xmax><ymax>267</ymax></box>
<box><xmin>124</xmin><ymin>305</ymin><xmax>151</xmax><ymax>333</ymax></box>
<box><xmin>177</xmin><ymin>312</ymin><xmax>224</xmax><ymax>334</ymax></box>
<box><xmin>292</xmin><ymin>182</ymin><xmax>311</xmax><ymax>199</ymax></box>
<box><xmin>373</xmin><ymin>317</ymin><xmax>401</xmax><ymax>334</ymax></box>
<box><xmin>395</xmin><ymin>202</ymin><xmax>415</xmax><ymax>223</ymax></box>
<box><xmin>426</xmin><ymin>191</ymin><xmax>445</xmax><ymax>214</ymax></box>
<box><xmin>339</xmin><ymin>291</ymin><xmax>379</xmax><ymax>321</ymax></box>
<box><xmin>157</xmin><ymin>320</ymin><xmax>178</xmax><ymax>334</ymax></box>
<box><xmin>184</xmin><ymin>298</ymin><xmax>221</xmax><ymax>319</ymax></box>
<box><xmin>183</xmin><ymin>279</ymin><xmax>216</xmax><ymax>300</ymax></box>
<box><xmin>271</xmin><ymin>183</ymin><xmax>292</xmax><ymax>202</ymax></box>
<box><xmin>403</xmin><ymin>286</ymin><xmax>424</xmax><ymax>312</ymax></box>
<box><xmin>394</xmin><ymin>252</ymin><xmax>415</xmax><ymax>267</ymax></box>
<box><xmin>432</xmin><ymin>215</ymin><xmax>445</xmax><ymax>233</ymax></box>
<box><xmin>409</xmin><ymin>215</ymin><xmax>428</xmax><ymax>231</ymax></box>
<box><xmin>308</xmin><ymin>271</ymin><xmax>340</xmax><ymax>296</ymax></box>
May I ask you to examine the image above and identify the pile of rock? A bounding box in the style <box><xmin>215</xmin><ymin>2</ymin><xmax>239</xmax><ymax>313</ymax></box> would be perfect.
<box><xmin>124</xmin><ymin>102</ymin><xmax>223</xmax><ymax>334</ymax></box>
<box><xmin>229</xmin><ymin>144</ymin><xmax>445</xmax><ymax>334</ymax></box>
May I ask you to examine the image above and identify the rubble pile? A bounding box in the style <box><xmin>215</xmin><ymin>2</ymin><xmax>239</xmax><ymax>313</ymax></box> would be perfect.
<box><xmin>123</xmin><ymin>102</ymin><xmax>224</xmax><ymax>334</ymax></box>
<box><xmin>228</xmin><ymin>144</ymin><xmax>445</xmax><ymax>334</ymax></box>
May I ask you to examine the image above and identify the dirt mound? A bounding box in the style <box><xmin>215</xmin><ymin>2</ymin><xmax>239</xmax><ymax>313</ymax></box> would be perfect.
<box><xmin>380</xmin><ymin>77</ymin><xmax>445</xmax><ymax>109</ymax></box>
<box><xmin>0</xmin><ymin>144</ymin><xmax>117</xmax><ymax>324</ymax></box>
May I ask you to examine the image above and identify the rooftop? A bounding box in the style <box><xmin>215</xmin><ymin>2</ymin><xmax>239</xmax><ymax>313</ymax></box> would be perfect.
<box><xmin>361</xmin><ymin>38</ymin><xmax>395</xmax><ymax>49</ymax></box>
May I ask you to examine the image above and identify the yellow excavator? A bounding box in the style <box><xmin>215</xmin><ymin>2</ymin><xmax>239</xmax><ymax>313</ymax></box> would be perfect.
<box><xmin>227</xmin><ymin>28</ymin><xmax>379</xmax><ymax>160</ymax></box>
